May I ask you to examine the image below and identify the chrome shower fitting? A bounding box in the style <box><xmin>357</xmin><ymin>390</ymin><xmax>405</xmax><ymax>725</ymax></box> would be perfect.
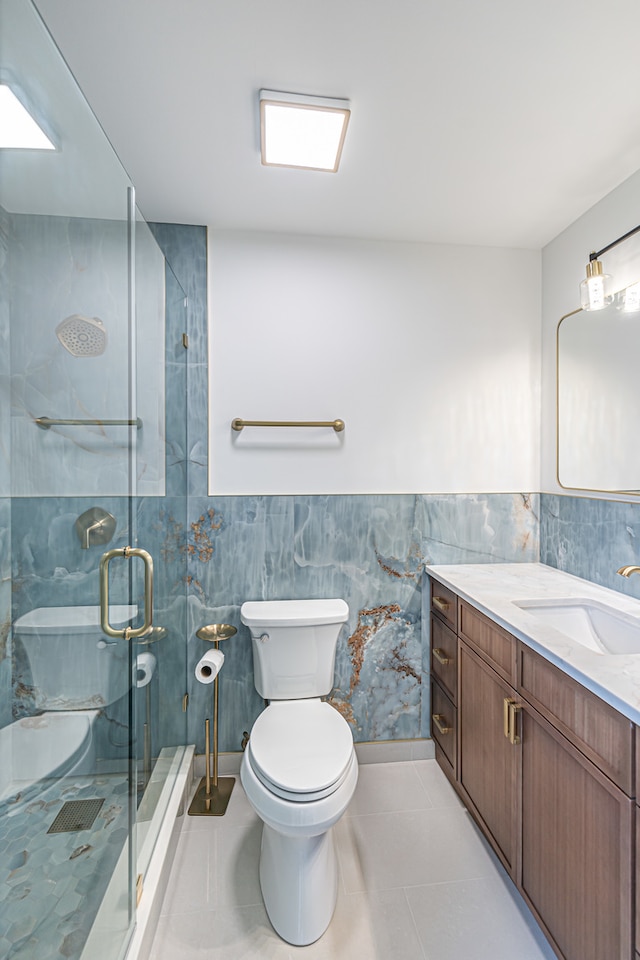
<box><xmin>75</xmin><ymin>507</ymin><xmax>116</xmax><ymax>550</ymax></box>
<box><xmin>56</xmin><ymin>315</ymin><xmax>107</xmax><ymax>357</ymax></box>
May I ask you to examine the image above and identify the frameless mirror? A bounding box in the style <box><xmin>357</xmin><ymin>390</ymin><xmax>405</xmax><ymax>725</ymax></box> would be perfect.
<box><xmin>557</xmin><ymin>282</ymin><xmax>640</xmax><ymax>493</ymax></box>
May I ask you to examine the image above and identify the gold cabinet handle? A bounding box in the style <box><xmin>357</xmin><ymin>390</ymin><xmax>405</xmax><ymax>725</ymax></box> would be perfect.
<box><xmin>100</xmin><ymin>546</ymin><xmax>154</xmax><ymax>640</ymax></box>
<box><xmin>432</xmin><ymin>713</ymin><xmax>451</xmax><ymax>735</ymax></box>
<box><xmin>509</xmin><ymin>701</ymin><xmax>521</xmax><ymax>744</ymax></box>
<box><xmin>432</xmin><ymin>647</ymin><xmax>451</xmax><ymax>666</ymax></box>
<box><xmin>432</xmin><ymin>596</ymin><xmax>449</xmax><ymax>613</ymax></box>
<box><xmin>503</xmin><ymin>697</ymin><xmax>521</xmax><ymax>745</ymax></box>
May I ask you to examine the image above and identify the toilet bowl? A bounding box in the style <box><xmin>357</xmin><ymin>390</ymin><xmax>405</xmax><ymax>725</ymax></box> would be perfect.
<box><xmin>240</xmin><ymin>599</ymin><xmax>357</xmax><ymax>946</ymax></box>
<box><xmin>10</xmin><ymin>604</ymin><xmax>137</xmax><ymax>795</ymax></box>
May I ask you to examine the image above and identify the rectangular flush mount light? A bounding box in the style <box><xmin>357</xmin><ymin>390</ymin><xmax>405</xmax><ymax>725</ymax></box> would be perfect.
<box><xmin>260</xmin><ymin>90</ymin><xmax>350</xmax><ymax>172</ymax></box>
<box><xmin>0</xmin><ymin>83</ymin><xmax>55</xmax><ymax>149</ymax></box>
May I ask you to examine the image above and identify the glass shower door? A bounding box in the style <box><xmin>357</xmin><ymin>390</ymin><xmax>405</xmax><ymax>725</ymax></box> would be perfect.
<box><xmin>2</xmin><ymin>1</ymin><xmax>146</xmax><ymax>958</ymax></box>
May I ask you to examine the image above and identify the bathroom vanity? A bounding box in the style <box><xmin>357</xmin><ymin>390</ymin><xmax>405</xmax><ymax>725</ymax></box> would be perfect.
<box><xmin>426</xmin><ymin>562</ymin><xmax>640</xmax><ymax>960</ymax></box>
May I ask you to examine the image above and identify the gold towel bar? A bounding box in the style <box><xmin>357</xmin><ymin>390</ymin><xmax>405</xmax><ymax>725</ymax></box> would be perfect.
<box><xmin>35</xmin><ymin>416</ymin><xmax>143</xmax><ymax>430</ymax></box>
<box><xmin>232</xmin><ymin>418</ymin><xmax>345</xmax><ymax>433</ymax></box>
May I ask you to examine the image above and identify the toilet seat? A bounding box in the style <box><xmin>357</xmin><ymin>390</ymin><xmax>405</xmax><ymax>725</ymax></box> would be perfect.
<box><xmin>247</xmin><ymin>699</ymin><xmax>354</xmax><ymax>802</ymax></box>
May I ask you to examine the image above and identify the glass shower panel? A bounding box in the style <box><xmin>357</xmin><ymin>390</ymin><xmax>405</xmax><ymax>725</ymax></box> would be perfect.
<box><xmin>133</xmin><ymin>216</ymin><xmax>188</xmax><ymax>880</ymax></box>
<box><xmin>1</xmin><ymin>0</ymin><xmax>140</xmax><ymax>956</ymax></box>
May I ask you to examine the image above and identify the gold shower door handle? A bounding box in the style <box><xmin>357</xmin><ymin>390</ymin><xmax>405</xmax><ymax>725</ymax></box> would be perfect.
<box><xmin>100</xmin><ymin>546</ymin><xmax>154</xmax><ymax>639</ymax></box>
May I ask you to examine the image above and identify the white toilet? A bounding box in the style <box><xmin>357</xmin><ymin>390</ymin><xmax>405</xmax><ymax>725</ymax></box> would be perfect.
<box><xmin>9</xmin><ymin>604</ymin><xmax>137</xmax><ymax>796</ymax></box>
<box><xmin>240</xmin><ymin>598</ymin><xmax>358</xmax><ymax>946</ymax></box>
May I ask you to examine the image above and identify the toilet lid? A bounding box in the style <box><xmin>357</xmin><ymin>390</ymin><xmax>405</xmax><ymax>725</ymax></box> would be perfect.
<box><xmin>248</xmin><ymin>700</ymin><xmax>354</xmax><ymax>795</ymax></box>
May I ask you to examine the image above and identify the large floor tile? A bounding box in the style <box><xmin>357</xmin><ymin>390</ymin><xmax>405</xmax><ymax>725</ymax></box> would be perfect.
<box><xmin>215</xmin><ymin>819</ymin><xmax>264</xmax><ymax>908</ymax></box>
<box><xmin>159</xmin><ymin>826</ymin><xmax>217</xmax><ymax>916</ymax></box>
<box><xmin>405</xmin><ymin>875</ymin><xmax>557</xmax><ymax>960</ymax></box>
<box><xmin>412</xmin><ymin>759</ymin><xmax>464</xmax><ymax>808</ymax></box>
<box><xmin>290</xmin><ymin>889</ymin><xmax>426</xmax><ymax>960</ymax></box>
<box><xmin>336</xmin><ymin>807</ymin><xmax>500</xmax><ymax>893</ymax></box>
<box><xmin>346</xmin><ymin>761</ymin><xmax>432</xmax><ymax>817</ymax></box>
<box><xmin>149</xmin><ymin>904</ymin><xmax>293</xmax><ymax>960</ymax></box>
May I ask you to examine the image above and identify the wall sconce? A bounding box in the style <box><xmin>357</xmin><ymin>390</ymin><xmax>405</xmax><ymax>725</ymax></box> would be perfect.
<box><xmin>259</xmin><ymin>89</ymin><xmax>350</xmax><ymax>173</ymax></box>
<box><xmin>580</xmin><ymin>223</ymin><xmax>640</xmax><ymax>311</ymax></box>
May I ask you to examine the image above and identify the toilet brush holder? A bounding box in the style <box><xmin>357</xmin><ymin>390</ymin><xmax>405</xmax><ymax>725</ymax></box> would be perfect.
<box><xmin>188</xmin><ymin>623</ymin><xmax>237</xmax><ymax>817</ymax></box>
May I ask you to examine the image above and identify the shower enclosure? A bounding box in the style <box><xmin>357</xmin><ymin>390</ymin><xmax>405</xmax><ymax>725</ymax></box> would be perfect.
<box><xmin>1</xmin><ymin>0</ymin><xmax>190</xmax><ymax>957</ymax></box>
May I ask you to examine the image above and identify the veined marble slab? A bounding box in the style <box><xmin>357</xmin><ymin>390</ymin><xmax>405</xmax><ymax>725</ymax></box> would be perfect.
<box><xmin>425</xmin><ymin>561</ymin><xmax>640</xmax><ymax>724</ymax></box>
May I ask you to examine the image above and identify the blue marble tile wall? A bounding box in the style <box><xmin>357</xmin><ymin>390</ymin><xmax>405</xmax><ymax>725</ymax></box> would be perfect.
<box><xmin>9</xmin><ymin>213</ymin><xmax>165</xmax><ymax>498</ymax></box>
<box><xmin>7</xmin><ymin>217</ymin><xmax>190</xmax><ymax>764</ymax></box>
<box><xmin>540</xmin><ymin>493</ymin><xmax>640</xmax><ymax>599</ymax></box>
<box><xmin>149</xmin><ymin>223</ymin><xmax>208</xmax><ymax>498</ymax></box>
<box><xmin>187</xmin><ymin>493</ymin><xmax>540</xmax><ymax>753</ymax></box>
<box><xmin>10</xmin><ymin>495</ymin><xmax>187</xmax><ymax>760</ymax></box>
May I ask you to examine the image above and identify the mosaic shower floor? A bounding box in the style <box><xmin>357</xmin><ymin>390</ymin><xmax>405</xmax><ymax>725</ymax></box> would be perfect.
<box><xmin>0</xmin><ymin>773</ymin><xmax>129</xmax><ymax>960</ymax></box>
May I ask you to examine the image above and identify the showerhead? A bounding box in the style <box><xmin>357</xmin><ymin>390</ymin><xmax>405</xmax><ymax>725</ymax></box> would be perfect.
<box><xmin>55</xmin><ymin>314</ymin><xmax>107</xmax><ymax>357</ymax></box>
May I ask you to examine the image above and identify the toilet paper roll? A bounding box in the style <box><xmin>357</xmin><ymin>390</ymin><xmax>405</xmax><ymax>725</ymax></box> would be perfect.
<box><xmin>134</xmin><ymin>651</ymin><xmax>156</xmax><ymax>688</ymax></box>
<box><xmin>195</xmin><ymin>648</ymin><xmax>225</xmax><ymax>684</ymax></box>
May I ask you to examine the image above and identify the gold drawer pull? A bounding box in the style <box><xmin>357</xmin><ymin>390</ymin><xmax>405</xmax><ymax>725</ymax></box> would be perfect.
<box><xmin>503</xmin><ymin>697</ymin><xmax>521</xmax><ymax>744</ymax></box>
<box><xmin>432</xmin><ymin>648</ymin><xmax>451</xmax><ymax>666</ymax></box>
<box><xmin>432</xmin><ymin>596</ymin><xmax>449</xmax><ymax>613</ymax></box>
<box><xmin>432</xmin><ymin>713</ymin><xmax>451</xmax><ymax>736</ymax></box>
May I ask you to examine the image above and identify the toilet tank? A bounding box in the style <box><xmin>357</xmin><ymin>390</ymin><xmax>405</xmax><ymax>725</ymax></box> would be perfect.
<box><xmin>240</xmin><ymin>599</ymin><xmax>349</xmax><ymax>700</ymax></box>
<box><xmin>14</xmin><ymin>605</ymin><xmax>137</xmax><ymax>711</ymax></box>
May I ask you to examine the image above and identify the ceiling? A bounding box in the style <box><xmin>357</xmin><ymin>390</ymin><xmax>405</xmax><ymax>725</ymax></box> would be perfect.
<box><xmin>32</xmin><ymin>0</ymin><xmax>640</xmax><ymax>249</ymax></box>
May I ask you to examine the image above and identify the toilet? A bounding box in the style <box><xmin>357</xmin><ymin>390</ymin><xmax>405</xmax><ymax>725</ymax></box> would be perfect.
<box><xmin>9</xmin><ymin>604</ymin><xmax>137</xmax><ymax>796</ymax></box>
<box><xmin>240</xmin><ymin>598</ymin><xmax>358</xmax><ymax>946</ymax></box>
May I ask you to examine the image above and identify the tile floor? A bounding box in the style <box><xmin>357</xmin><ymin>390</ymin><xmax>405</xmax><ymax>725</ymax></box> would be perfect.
<box><xmin>149</xmin><ymin>759</ymin><xmax>557</xmax><ymax>960</ymax></box>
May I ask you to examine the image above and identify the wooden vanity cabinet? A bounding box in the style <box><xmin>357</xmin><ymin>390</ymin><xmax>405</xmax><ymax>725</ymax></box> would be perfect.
<box><xmin>458</xmin><ymin>639</ymin><xmax>518</xmax><ymax>877</ymax></box>
<box><xmin>519</xmin><ymin>698</ymin><xmax>633</xmax><ymax>960</ymax></box>
<box><xmin>429</xmin><ymin>576</ymin><xmax>637</xmax><ymax>960</ymax></box>
<box><xmin>430</xmin><ymin>581</ymin><xmax>458</xmax><ymax>783</ymax></box>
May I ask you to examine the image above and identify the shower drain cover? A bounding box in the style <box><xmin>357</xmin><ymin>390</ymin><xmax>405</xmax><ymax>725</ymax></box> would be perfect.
<box><xmin>48</xmin><ymin>798</ymin><xmax>105</xmax><ymax>834</ymax></box>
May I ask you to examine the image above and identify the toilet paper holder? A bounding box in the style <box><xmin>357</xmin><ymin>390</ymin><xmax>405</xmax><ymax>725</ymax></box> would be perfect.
<box><xmin>188</xmin><ymin>623</ymin><xmax>237</xmax><ymax>817</ymax></box>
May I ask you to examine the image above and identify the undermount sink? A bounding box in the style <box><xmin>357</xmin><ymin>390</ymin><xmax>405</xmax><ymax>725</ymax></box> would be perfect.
<box><xmin>512</xmin><ymin>598</ymin><xmax>640</xmax><ymax>655</ymax></box>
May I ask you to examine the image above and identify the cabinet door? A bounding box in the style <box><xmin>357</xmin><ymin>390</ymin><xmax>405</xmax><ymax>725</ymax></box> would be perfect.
<box><xmin>431</xmin><ymin>614</ymin><xmax>457</xmax><ymax>703</ymax></box>
<box><xmin>521</xmin><ymin>702</ymin><xmax>633</xmax><ymax>960</ymax></box>
<box><xmin>458</xmin><ymin>641</ymin><xmax>519</xmax><ymax>877</ymax></box>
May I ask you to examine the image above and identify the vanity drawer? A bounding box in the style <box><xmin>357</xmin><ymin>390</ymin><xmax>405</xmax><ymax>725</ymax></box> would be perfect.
<box><xmin>430</xmin><ymin>579</ymin><xmax>457</xmax><ymax>633</ymax></box>
<box><xmin>458</xmin><ymin>600</ymin><xmax>516</xmax><ymax>685</ymax></box>
<box><xmin>518</xmin><ymin>643</ymin><xmax>634</xmax><ymax>795</ymax></box>
<box><xmin>431</xmin><ymin>678</ymin><xmax>457</xmax><ymax>775</ymax></box>
<box><xmin>431</xmin><ymin>614</ymin><xmax>457</xmax><ymax>703</ymax></box>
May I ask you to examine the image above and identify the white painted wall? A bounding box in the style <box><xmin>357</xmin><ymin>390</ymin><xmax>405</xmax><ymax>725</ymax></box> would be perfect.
<box><xmin>209</xmin><ymin>231</ymin><xmax>540</xmax><ymax>495</ymax></box>
<box><xmin>541</xmin><ymin>167</ymin><xmax>640</xmax><ymax>496</ymax></box>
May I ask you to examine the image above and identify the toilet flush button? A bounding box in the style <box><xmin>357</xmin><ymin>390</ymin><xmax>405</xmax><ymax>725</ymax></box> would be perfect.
<box><xmin>259</xmin><ymin>633</ymin><xmax>269</xmax><ymax>643</ymax></box>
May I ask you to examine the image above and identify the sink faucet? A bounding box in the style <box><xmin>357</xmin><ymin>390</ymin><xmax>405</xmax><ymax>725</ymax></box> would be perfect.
<box><xmin>617</xmin><ymin>565</ymin><xmax>640</xmax><ymax>578</ymax></box>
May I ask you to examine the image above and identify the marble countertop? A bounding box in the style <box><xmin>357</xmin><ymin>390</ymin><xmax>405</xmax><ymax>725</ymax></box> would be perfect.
<box><xmin>424</xmin><ymin>561</ymin><xmax>640</xmax><ymax>725</ymax></box>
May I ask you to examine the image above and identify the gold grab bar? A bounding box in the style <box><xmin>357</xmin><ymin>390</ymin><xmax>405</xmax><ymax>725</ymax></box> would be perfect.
<box><xmin>36</xmin><ymin>416</ymin><xmax>143</xmax><ymax>430</ymax></box>
<box><xmin>231</xmin><ymin>418</ymin><xmax>345</xmax><ymax>433</ymax></box>
<box><xmin>100</xmin><ymin>546</ymin><xmax>154</xmax><ymax>640</ymax></box>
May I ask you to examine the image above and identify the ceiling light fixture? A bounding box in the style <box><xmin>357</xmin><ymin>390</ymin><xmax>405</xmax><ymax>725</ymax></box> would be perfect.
<box><xmin>580</xmin><ymin>222</ymin><xmax>640</xmax><ymax>311</ymax></box>
<box><xmin>259</xmin><ymin>90</ymin><xmax>350</xmax><ymax>173</ymax></box>
<box><xmin>0</xmin><ymin>83</ymin><xmax>55</xmax><ymax>150</ymax></box>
